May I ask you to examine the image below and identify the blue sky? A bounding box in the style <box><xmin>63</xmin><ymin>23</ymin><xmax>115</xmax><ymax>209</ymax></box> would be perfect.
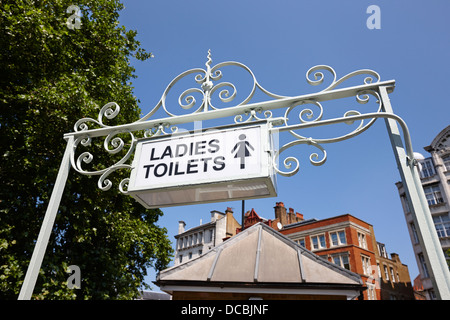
<box><xmin>117</xmin><ymin>0</ymin><xmax>450</xmax><ymax>289</ymax></box>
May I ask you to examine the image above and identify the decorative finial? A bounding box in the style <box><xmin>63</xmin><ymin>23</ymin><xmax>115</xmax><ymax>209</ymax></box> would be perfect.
<box><xmin>202</xmin><ymin>49</ymin><xmax>213</xmax><ymax>92</ymax></box>
<box><xmin>206</xmin><ymin>49</ymin><xmax>212</xmax><ymax>71</ymax></box>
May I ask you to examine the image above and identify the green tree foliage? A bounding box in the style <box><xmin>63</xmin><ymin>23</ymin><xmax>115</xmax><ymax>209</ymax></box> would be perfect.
<box><xmin>0</xmin><ymin>0</ymin><xmax>173</xmax><ymax>299</ymax></box>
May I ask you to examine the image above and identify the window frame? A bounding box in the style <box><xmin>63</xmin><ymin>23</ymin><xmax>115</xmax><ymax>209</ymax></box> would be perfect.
<box><xmin>433</xmin><ymin>214</ymin><xmax>450</xmax><ymax>238</ymax></box>
<box><xmin>424</xmin><ymin>184</ymin><xmax>444</xmax><ymax>206</ymax></box>
<box><xmin>329</xmin><ymin>230</ymin><xmax>347</xmax><ymax>247</ymax></box>
<box><xmin>295</xmin><ymin>238</ymin><xmax>306</xmax><ymax>248</ymax></box>
<box><xmin>358</xmin><ymin>232</ymin><xmax>367</xmax><ymax>249</ymax></box>
<box><xmin>310</xmin><ymin>233</ymin><xmax>326</xmax><ymax>251</ymax></box>
<box><xmin>419</xmin><ymin>158</ymin><xmax>435</xmax><ymax>178</ymax></box>
<box><xmin>331</xmin><ymin>252</ymin><xmax>351</xmax><ymax>270</ymax></box>
<box><xmin>361</xmin><ymin>255</ymin><xmax>372</xmax><ymax>276</ymax></box>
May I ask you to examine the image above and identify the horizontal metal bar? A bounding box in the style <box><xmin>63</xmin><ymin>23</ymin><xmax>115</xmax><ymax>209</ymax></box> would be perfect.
<box><xmin>63</xmin><ymin>80</ymin><xmax>395</xmax><ymax>139</ymax></box>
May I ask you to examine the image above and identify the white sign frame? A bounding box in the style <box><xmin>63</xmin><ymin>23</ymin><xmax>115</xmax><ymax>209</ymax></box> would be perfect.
<box><xmin>127</xmin><ymin>121</ymin><xmax>277</xmax><ymax>208</ymax></box>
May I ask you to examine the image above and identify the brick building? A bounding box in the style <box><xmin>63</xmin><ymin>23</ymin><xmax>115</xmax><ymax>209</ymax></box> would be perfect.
<box><xmin>242</xmin><ymin>202</ymin><xmax>415</xmax><ymax>300</ymax></box>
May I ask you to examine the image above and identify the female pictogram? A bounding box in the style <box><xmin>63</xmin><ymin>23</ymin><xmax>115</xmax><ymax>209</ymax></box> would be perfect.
<box><xmin>231</xmin><ymin>134</ymin><xmax>254</xmax><ymax>169</ymax></box>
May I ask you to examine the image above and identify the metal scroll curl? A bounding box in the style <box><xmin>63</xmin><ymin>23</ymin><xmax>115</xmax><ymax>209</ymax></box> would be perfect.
<box><xmin>283</xmin><ymin>89</ymin><xmax>382</xmax><ymax>143</ymax></box>
<box><xmin>68</xmin><ymin>51</ymin><xmax>396</xmax><ymax>193</ymax></box>
<box><xmin>271</xmin><ymin>89</ymin><xmax>382</xmax><ymax>177</ymax></box>
<box><xmin>306</xmin><ymin>65</ymin><xmax>381</xmax><ymax>92</ymax></box>
<box><xmin>70</xmin><ymin>130</ymin><xmax>137</xmax><ymax>194</ymax></box>
<box><xmin>272</xmin><ymin>138</ymin><xmax>327</xmax><ymax>177</ymax></box>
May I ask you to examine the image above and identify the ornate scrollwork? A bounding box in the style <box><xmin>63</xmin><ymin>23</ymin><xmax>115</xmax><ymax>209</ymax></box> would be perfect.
<box><xmin>69</xmin><ymin>50</ymin><xmax>394</xmax><ymax>192</ymax></box>
<box><xmin>271</xmin><ymin>89</ymin><xmax>382</xmax><ymax>177</ymax></box>
<box><xmin>74</xmin><ymin>102</ymin><xmax>121</xmax><ymax>132</ymax></box>
<box><xmin>70</xmin><ymin>130</ymin><xmax>137</xmax><ymax>194</ymax></box>
<box><xmin>306</xmin><ymin>65</ymin><xmax>381</xmax><ymax>92</ymax></box>
<box><xmin>272</xmin><ymin>137</ymin><xmax>327</xmax><ymax>177</ymax></box>
<box><xmin>138</xmin><ymin>49</ymin><xmax>287</xmax><ymax>120</ymax></box>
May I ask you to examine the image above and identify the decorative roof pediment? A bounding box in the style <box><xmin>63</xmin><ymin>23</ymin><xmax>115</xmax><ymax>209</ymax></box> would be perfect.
<box><xmin>425</xmin><ymin>125</ymin><xmax>450</xmax><ymax>153</ymax></box>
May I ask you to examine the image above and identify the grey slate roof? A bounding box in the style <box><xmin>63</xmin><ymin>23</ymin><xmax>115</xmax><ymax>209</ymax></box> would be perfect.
<box><xmin>156</xmin><ymin>222</ymin><xmax>363</xmax><ymax>289</ymax></box>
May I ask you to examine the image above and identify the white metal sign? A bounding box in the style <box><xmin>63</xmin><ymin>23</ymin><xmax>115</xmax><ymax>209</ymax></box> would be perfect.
<box><xmin>127</xmin><ymin>122</ymin><xmax>277</xmax><ymax>208</ymax></box>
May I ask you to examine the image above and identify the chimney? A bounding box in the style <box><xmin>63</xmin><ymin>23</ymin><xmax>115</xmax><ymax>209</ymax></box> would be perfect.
<box><xmin>211</xmin><ymin>210</ymin><xmax>225</xmax><ymax>222</ymax></box>
<box><xmin>225</xmin><ymin>207</ymin><xmax>233</xmax><ymax>214</ymax></box>
<box><xmin>289</xmin><ymin>208</ymin><xmax>295</xmax><ymax>224</ymax></box>
<box><xmin>178</xmin><ymin>221</ymin><xmax>186</xmax><ymax>234</ymax></box>
<box><xmin>390</xmin><ymin>253</ymin><xmax>401</xmax><ymax>263</ymax></box>
<box><xmin>274</xmin><ymin>202</ymin><xmax>287</xmax><ymax>226</ymax></box>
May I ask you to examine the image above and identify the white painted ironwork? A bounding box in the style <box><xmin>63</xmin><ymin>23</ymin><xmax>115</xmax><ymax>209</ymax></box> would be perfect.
<box><xmin>66</xmin><ymin>50</ymin><xmax>399</xmax><ymax>195</ymax></box>
<box><xmin>19</xmin><ymin>51</ymin><xmax>450</xmax><ymax>300</ymax></box>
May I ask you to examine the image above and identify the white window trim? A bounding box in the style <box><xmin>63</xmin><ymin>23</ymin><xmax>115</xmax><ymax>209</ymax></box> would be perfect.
<box><xmin>424</xmin><ymin>184</ymin><xmax>444</xmax><ymax>206</ymax></box>
<box><xmin>383</xmin><ymin>264</ymin><xmax>389</xmax><ymax>281</ymax></box>
<box><xmin>295</xmin><ymin>237</ymin><xmax>306</xmax><ymax>247</ymax></box>
<box><xmin>331</xmin><ymin>252</ymin><xmax>350</xmax><ymax>270</ymax></box>
<box><xmin>361</xmin><ymin>255</ymin><xmax>372</xmax><ymax>276</ymax></box>
<box><xmin>419</xmin><ymin>158</ymin><xmax>435</xmax><ymax>178</ymax></box>
<box><xmin>390</xmin><ymin>267</ymin><xmax>396</xmax><ymax>283</ymax></box>
<box><xmin>310</xmin><ymin>233</ymin><xmax>326</xmax><ymax>251</ymax></box>
<box><xmin>358</xmin><ymin>232</ymin><xmax>367</xmax><ymax>249</ymax></box>
<box><xmin>366</xmin><ymin>283</ymin><xmax>377</xmax><ymax>300</ymax></box>
<box><xmin>329</xmin><ymin>229</ymin><xmax>347</xmax><ymax>247</ymax></box>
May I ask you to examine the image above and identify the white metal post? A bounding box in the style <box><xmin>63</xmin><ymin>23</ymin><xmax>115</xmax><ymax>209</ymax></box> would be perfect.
<box><xmin>18</xmin><ymin>136</ymin><xmax>74</xmax><ymax>300</ymax></box>
<box><xmin>379</xmin><ymin>86</ymin><xmax>450</xmax><ymax>299</ymax></box>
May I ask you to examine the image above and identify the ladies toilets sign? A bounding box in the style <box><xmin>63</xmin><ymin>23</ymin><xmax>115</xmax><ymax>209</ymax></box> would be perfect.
<box><xmin>127</xmin><ymin>122</ymin><xmax>277</xmax><ymax>208</ymax></box>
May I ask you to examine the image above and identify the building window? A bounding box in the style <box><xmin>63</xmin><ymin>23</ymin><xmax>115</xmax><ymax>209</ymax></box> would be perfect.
<box><xmin>358</xmin><ymin>232</ymin><xmax>367</xmax><ymax>249</ymax></box>
<box><xmin>206</xmin><ymin>229</ymin><xmax>214</xmax><ymax>243</ymax></box>
<box><xmin>419</xmin><ymin>158</ymin><xmax>435</xmax><ymax>178</ymax></box>
<box><xmin>311</xmin><ymin>234</ymin><xmax>326</xmax><ymax>250</ymax></box>
<box><xmin>433</xmin><ymin>214</ymin><xmax>450</xmax><ymax>238</ymax></box>
<box><xmin>188</xmin><ymin>252</ymin><xmax>192</xmax><ymax>259</ymax></box>
<box><xmin>390</xmin><ymin>267</ymin><xmax>396</xmax><ymax>283</ymax></box>
<box><xmin>377</xmin><ymin>263</ymin><xmax>381</xmax><ymax>279</ymax></box>
<box><xmin>383</xmin><ymin>265</ymin><xmax>389</xmax><ymax>280</ymax></box>
<box><xmin>179</xmin><ymin>255</ymin><xmax>183</xmax><ymax>264</ymax></box>
<box><xmin>330</xmin><ymin>230</ymin><xmax>346</xmax><ymax>247</ymax></box>
<box><xmin>410</xmin><ymin>222</ymin><xmax>419</xmax><ymax>244</ymax></box>
<box><xmin>429</xmin><ymin>290</ymin><xmax>437</xmax><ymax>300</ymax></box>
<box><xmin>418</xmin><ymin>253</ymin><xmax>430</xmax><ymax>278</ymax></box>
<box><xmin>366</xmin><ymin>283</ymin><xmax>377</xmax><ymax>300</ymax></box>
<box><xmin>442</xmin><ymin>155</ymin><xmax>450</xmax><ymax>172</ymax></box>
<box><xmin>199</xmin><ymin>232</ymin><xmax>203</xmax><ymax>243</ymax></box>
<box><xmin>424</xmin><ymin>185</ymin><xmax>444</xmax><ymax>206</ymax></box>
<box><xmin>378</xmin><ymin>243</ymin><xmax>388</xmax><ymax>258</ymax></box>
<box><xmin>401</xmin><ymin>195</ymin><xmax>411</xmax><ymax>213</ymax></box>
<box><xmin>332</xmin><ymin>253</ymin><xmax>350</xmax><ymax>270</ymax></box>
<box><xmin>361</xmin><ymin>255</ymin><xmax>372</xmax><ymax>276</ymax></box>
<box><xmin>295</xmin><ymin>238</ymin><xmax>305</xmax><ymax>247</ymax></box>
